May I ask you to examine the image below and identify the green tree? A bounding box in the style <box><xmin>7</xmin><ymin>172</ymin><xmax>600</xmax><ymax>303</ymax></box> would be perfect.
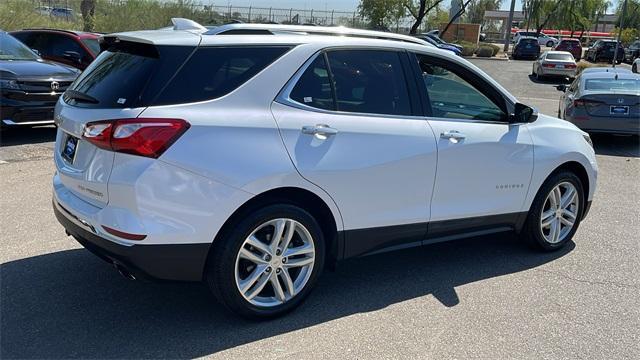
<box><xmin>404</xmin><ymin>0</ymin><xmax>446</xmax><ymax>34</ymax></box>
<box><xmin>358</xmin><ymin>0</ymin><xmax>406</xmax><ymax>30</ymax></box>
<box><xmin>80</xmin><ymin>0</ymin><xmax>96</xmax><ymax>32</ymax></box>
<box><xmin>465</xmin><ymin>0</ymin><xmax>502</xmax><ymax>24</ymax></box>
<box><xmin>616</xmin><ymin>0</ymin><xmax>640</xmax><ymax>30</ymax></box>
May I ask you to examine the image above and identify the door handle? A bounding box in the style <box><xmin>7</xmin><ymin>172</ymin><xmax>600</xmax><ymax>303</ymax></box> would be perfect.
<box><xmin>301</xmin><ymin>124</ymin><xmax>338</xmax><ymax>137</ymax></box>
<box><xmin>440</xmin><ymin>130</ymin><xmax>466</xmax><ymax>141</ymax></box>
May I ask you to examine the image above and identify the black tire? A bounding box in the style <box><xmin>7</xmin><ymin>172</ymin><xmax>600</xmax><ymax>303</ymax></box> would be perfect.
<box><xmin>205</xmin><ymin>204</ymin><xmax>325</xmax><ymax>319</ymax></box>
<box><xmin>521</xmin><ymin>170</ymin><xmax>585</xmax><ymax>251</ymax></box>
<box><xmin>633</xmin><ymin>63</ymin><xmax>638</xmax><ymax>73</ymax></box>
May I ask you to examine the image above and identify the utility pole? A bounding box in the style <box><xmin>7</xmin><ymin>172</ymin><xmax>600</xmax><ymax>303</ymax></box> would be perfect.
<box><xmin>503</xmin><ymin>0</ymin><xmax>516</xmax><ymax>53</ymax></box>
<box><xmin>612</xmin><ymin>0</ymin><xmax>627</xmax><ymax>68</ymax></box>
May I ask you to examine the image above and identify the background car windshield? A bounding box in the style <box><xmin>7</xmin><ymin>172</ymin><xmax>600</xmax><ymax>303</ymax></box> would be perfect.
<box><xmin>585</xmin><ymin>78</ymin><xmax>640</xmax><ymax>91</ymax></box>
<box><xmin>546</xmin><ymin>53</ymin><xmax>573</xmax><ymax>61</ymax></box>
<box><xmin>0</xmin><ymin>33</ymin><xmax>39</xmax><ymax>61</ymax></box>
<box><xmin>81</xmin><ymin>38</ymin><xmax>100</xmax><ymax>56</ymax></box>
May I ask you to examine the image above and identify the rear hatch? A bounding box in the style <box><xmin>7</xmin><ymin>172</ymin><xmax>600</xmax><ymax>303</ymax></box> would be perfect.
<box><xmin>54</xmin><ymin>36</ymin><xmax>196</xmax><ymax>207</ymax></box>
<box><xmin>579</xmin><ymin>93</ymin><xmax>640</xmax><ymax>118</ymax></box>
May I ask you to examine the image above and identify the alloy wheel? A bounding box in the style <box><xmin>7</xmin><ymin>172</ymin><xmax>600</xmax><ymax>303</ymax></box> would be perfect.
<box><xmin>540</xmin><ymin>182</ymin><xmax>580</xmax><ymax>244</ymax></box>
<box><xmin>234</xmin><ymin>218</ymin><xmax>315</xmax><ymax>307</ymax></box>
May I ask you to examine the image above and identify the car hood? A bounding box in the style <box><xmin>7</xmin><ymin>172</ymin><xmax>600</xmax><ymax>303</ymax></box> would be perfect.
<box><xmin>438</xmin><ymin>44</ymin><xmax>461</xmax><ymax>53</ymax></box>
<box><xmin>0</xmin><ymin>59</ymin><xmax>80</xmax><ymax>80</ymax></box>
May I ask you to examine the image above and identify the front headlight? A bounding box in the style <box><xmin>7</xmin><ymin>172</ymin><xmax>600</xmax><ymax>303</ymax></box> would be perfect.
<box><xmin>583</xmin><ymin>133</ymin><xmax>593</xmax><ymax>148</ymax></box>
<box><xmin>0</xmin><ymin>79</ymin><xmax>20</xmax><ymax>90</ymax></box>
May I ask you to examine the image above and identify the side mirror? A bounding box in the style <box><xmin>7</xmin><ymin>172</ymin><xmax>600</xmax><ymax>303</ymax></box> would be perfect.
<box><xmin>556</xmin><ymin>84</ymin><xmax>567</xmax><ymax>92</ymax></box>
<box><xmin>63</xmin><ymin>51</ymin><xmax>82</xmax><ymax>64</ymax></box>
<box><xmin>509</xmin><ymin>103</ymin><xmax>538</xmax><ymax>123</ymax></box>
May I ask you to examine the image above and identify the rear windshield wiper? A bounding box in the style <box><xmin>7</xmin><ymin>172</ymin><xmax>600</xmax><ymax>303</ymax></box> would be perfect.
<box><xmin>65</xmin><ymin>89</ymin><xmax>99</xmax><ymax>104</ymax></box>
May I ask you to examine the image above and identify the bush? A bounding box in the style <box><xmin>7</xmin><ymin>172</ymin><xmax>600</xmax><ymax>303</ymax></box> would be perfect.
<box><xmin>475</xmin><ymin>45</ymin><xmax>494</xmax><ymax>57</ymax></box>
<box><xmin>479</xmin><ymin>42</ymin><xmax>500</xmax><ymax>56</ymax></box>
<box><xmin>576</xmin><ymin>61</ymin><xmax>607</xmax><ymax>74</ymax></box>
<box><xmin>454</xmin><ymin>40</ymin><xmax>477</xmax><ymax>57</ymax></box>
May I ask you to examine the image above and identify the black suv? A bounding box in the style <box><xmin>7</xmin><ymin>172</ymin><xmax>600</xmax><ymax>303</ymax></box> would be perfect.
<box><xmin>624</xmin><ymin>40</ymin><xmax>640</xmax><ymax>63</ymax></box>
<box><xmin>585</xmin><ymin>40</ymin><xmax>625</xmax><ymax>64</ymax></box>
<box><xmin>0</xmin><ymin>31</ymin><xmax>79</xmax><ymax>127</ymax></box>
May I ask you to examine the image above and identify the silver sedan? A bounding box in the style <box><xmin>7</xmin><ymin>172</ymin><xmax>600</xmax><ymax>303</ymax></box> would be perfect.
<box><xmin>557</xmin><ymin>69</ymin><xmax>640</xmax><ymax>135</ymax></box>
<box><xmin>532</xmin><ymin>51</ymin><xmax>577</xmax><ymax>80</ymax></box>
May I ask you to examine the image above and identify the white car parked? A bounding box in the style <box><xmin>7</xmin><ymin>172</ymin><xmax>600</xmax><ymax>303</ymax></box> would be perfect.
<box><xmin>532</xmin><ymin>51</ymin><xmax>578</xmax><ymax>80</ymax></box>
<box><xmin>53</xmin><ymin>19</ymin><xmax>598</xmax><ymax>319</ymax></box>
<box><xmin>512</xmin><ymin>31</ymin><xmax>559</xmax><ymax>47</ymax></box>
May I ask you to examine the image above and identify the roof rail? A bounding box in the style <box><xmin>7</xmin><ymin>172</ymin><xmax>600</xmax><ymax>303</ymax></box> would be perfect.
<box><xmin>204</xmin><ymin>23</ymin><xmax>431</xmax><ymax>46</ymax></box>
<box><xmin>171</xmin><ymin>18</ymin><xmax>207</xmax><ymax>32</ymax></box>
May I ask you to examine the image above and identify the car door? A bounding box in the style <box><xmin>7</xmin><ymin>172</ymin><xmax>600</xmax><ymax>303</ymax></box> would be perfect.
<box><xmin>409</xmin><ymin>53</ymin><xmax>534</xmax><ymax>238</ymax></box>
<box><xmin>271</xmin><ymin>49</ymin><xmax>438</xmax><ymax>257</ymax></box>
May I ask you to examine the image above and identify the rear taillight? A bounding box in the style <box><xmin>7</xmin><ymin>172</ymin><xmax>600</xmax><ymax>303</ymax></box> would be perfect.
<box><xmin>565</xmin><ymin>64</ymin><xmax>577</xmax><ymax>69</ymax></box>
<box><xmin>573</xmin><ymin>99</ymin><xmax>603</xmax><ymax>108</ymax></box>
<box><xmin>543</xmin><ymin>63</ymin><xmax>556</xmax><ymax>68</ymax></box>
<box><xmin>83</xmin><ymin>118</ymin><xmax>190</xmax><ymax>158</ymax></box>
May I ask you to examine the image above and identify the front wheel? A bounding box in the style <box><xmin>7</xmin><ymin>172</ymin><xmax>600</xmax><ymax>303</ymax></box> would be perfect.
<box><xmin>206</xmin><ymin>204</ymin><xmax>325</xmax><ymax>319</ymax></box>
<box><xmin>521</xmin><ymin>171</ymin><xmax>585</xmax><ymax>251</ymax></box>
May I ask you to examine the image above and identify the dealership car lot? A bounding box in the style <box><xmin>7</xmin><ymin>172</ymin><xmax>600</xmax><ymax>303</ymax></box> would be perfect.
<box><xmin>1</xmin><ymin>58</ymin><xmax>639</xmax><ymax>358</ymax></box>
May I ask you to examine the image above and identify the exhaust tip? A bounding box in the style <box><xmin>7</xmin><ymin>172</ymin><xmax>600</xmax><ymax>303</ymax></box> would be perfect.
<box><xmin>114</xmin><ymin>263</ymin><xmax>136</xmax><ymax>280</ymax></box>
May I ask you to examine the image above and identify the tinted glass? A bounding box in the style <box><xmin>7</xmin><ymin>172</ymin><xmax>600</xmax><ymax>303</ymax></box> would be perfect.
<box><xmin>416</xmin><ymin>55</ymin><xmax>505</xmax><ymax>122</ymax></box>
<box><xmin>0</xmin><ymin>32</ymin><xmax>39</xmax><ymax>60</ymax></box>
<box><xmin>154</xmin><ymin>46</ymin><xmax>290</xmax><ymax>105</ymax></box>
<box><xmin>585</xmin><ymin>78</ymin><xmax>640</xmax><ymax>91</ymax></box>
<box><xmin>327</xmin><ymin>50</ymin><xmax>411</xmax><ymax>116</ymax></box>
<box><xmin>546</xmin><ymin>53</ymin><xmax>573</xmax><ymax>61</ymax></box>
<box><xmin>290</xmin><ymin>55</ymin><xmax>335</xmax><ymax>111</ymax></box>
<box><xmin>81</xmin><ymin>38</ymin><xmax>100</xmax><ymax>56</ymax></box>
<box><xmin>69</xmin><ymin>50</ymin><xmax>159</xmax><ymax>108</ymax></box>
<box><xmin>520</xmin><ymin>39</ymin><xmax>538</xmax><ymax>45</ymax></box>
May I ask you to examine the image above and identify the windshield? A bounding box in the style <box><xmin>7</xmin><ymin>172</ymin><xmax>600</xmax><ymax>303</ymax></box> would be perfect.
<box><xmin>0</xmin><ymin>32</ymin><xmax>39</xmax><ymax>61</ymax></box>
<box><xmin>428</xmin><ymin>35</ymin><xmax>445</xmax><ymax>45</ymax></box>
<box><xmin>81</xmin><ymin>38</ymin><xmax>100</xmax><ymax>56</ymax></box>
<box><xmin>547</xmin><ymin>53</ymin><xmax>574</xmax><ymax>61</ymax></box>
<box><xmin>585</xmin><ymin>78</ymin><xmax>640</xmax><ymax>92</ymax></box>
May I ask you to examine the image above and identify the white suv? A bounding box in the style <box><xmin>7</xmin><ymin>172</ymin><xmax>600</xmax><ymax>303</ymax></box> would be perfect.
<box><xmin>53</xmin><ymin>20</ymin><xmax>597</xmax><ymax>318</ymax></box>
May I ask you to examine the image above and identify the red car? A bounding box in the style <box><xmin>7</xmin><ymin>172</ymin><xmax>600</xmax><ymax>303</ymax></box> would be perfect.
<box><xmin>554</xmin><ymin>38</ymin><xmax>582</xmax><ymax>61</ymax></box>
<box><xmin>10</xmin><ymin>29</ymin><xmax>100</xmax><ymax>70</ymax></box>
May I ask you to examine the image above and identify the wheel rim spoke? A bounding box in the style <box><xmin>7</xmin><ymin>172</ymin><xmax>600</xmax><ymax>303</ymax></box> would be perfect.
<box><xmin>284</xmin><ymin>257</ymin><xmax>314</xmax><ymax>268</ymax></box>
<box><xmin>280</xmin><ymin>268</ymin><xmax>295</xmax><ymax>297</ymax></box>
<box><xmin>270</xmin><ymin>219</ymin><xmax>286</xmax><ymax>253</ymax></box>
<box><xmin>278</xmin><ymin>220</ymin><xmax>296</xmax><ymax>254</ymax></box>
<box><xmin>246</xmin><ymin>235</ymin><xmax>272</xmax><ymax>256</ymax></box>
<box><xmin>244</xmin><ymin>268</ymin><xmax>270</xmax><ymax>300</ymax></box>
<box><xmin>239</xmin><ymin>248</ymin><xmax>268</xmax><ymax>264</ymax></box>
<box><xmin>284</xmin><ymin>243</ymin><xmax>314</xmax><ymax>258</ymax></box>
<box><xmin>271</xmin><ymin>273</ymin><xmax>286</xmax><ymax>302</ymax></box>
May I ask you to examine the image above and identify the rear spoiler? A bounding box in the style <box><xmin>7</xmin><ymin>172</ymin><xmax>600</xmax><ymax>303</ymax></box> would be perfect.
<box><xmin>99</xmin><ymin>36</ymin><xmax>159</xmax><ymax>58</ymax></box>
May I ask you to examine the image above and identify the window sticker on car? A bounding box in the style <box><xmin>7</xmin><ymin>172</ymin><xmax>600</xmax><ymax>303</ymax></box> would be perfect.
<box><xmin>303</xmin><ymin>97</ymin><xmax>313</xmax><ymax>103</ymax></box>
<box><xmin>117</xmin><ymin>98</ymin><xmax>126</xmax><ymax>104</ymax></box>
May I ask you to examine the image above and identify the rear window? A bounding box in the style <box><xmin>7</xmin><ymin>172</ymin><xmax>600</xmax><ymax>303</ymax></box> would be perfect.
<box><xmin>546</xmin><ymin>53</ymin><xmax>574</xmax><ymax>61</ymax></box>
<box><xmin>520</xmin><ymin>39</ymin><xmax>538</xmax><ymax>45</ymax></box>
<box><xmin>66</xmin><ymin>44</ymin><xmax>290</xmax><ymax>108</ymax></box>
<box><xmin>585</xmin><ymin>78</ymin><xmax>640</xmax><ymax>91</ymax></box>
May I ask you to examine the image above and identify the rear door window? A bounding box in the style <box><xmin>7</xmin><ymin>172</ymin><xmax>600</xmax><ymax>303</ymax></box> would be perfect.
<box><xmin>153</xmin><ymin>46</ymin><xmax>291</xmax><ymax>105</ymax></box>
<box><xmin>326</xmin><ymin>49</ymin><xmax>412</xmax><ymax>116</ymax></box>
<box><xmin>290</xmin><ymin>55</ymin><xmax>335</xmax><ymax>111</ymax></box>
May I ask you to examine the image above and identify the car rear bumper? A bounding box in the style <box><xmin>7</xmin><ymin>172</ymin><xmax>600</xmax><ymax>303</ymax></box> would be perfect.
<box><xmin>566</xmin><ymin>116</ymin><xmax>640</xmax><ymax>135</ymax></box>
<box><xmin>53</xmin><ymin>199</ymin><xmax>210</xmax><ymax>281</ymax></box>
<box><xmin>539</xmin><ymin>68</ymin><xmax>577</xmax><ymax>77</ymax></box>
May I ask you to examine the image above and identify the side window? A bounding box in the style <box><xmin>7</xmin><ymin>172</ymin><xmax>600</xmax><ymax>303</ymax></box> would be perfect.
<box><xmin>290</xmin><ymin>55</ymin><xmax>335</xmax><ymax>111</ymax></box>
<box><xmin>326</xmin><ymin>50</ymin><xmax>411</xmax><ymax>116</ymax></box>
<box><xmin>48</xmin><ymin>34</ymin><xmax>85</xmax><ymax>58</ymax></box>
<box><xmin>415</xmin><ymin>54</ymin><xmax>506</xmax><ymax>122</ymax></box>
<box><xmin>154</xmin><ymin>46</ymin><xmax>290</xmax><ymax>105</ymax></box>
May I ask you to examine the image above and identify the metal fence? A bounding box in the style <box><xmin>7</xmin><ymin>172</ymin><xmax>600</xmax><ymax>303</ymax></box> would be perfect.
<box><xmin>1</xmin><ymin>0</ymin><xmax>418</xmax><ymax>33</ymax></box>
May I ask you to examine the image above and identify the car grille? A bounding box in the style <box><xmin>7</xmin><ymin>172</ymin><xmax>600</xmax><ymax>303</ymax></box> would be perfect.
<box><xmin>17</xmin><ymin>80</ymin><xmax>73</xmax><ymax>92</ymax></box>
<box><xmin>12</xmin><ymin>108</ymin><xmax>55</xmax><ymax>123</ymax></box>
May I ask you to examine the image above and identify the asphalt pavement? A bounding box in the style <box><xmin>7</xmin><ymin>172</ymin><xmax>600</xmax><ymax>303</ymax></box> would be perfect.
<box><xmin>1</xmin><ymin>58</ymin><xmax>639</xmax><ymax>359</ymax></box>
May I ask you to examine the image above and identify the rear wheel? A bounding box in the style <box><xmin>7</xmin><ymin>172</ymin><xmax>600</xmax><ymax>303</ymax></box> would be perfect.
<box><xmin>521</xmin><ymin>171</ymin><xmax>585</xmax><ymax>251</ymax></box>
<box><xmin>206</xmin><ymin>204</ymin><xmax>325</xmax><ymax>319</ymax></box>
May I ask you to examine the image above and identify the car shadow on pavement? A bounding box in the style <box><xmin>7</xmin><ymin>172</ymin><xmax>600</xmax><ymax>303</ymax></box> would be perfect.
<box><xmin>591</xmin><ymin>134</ymin><xmax>640</xmax><ymax>157</ymax></box>
<box><xmin>527</xmin><ymin>74</ymin><xmax>571</xmax><ymax>85</ymax></box>
<box><xmin>1</xmin><ymin>234</ymin><xmax>573</xmax><ymax>359</ymax></box>
<box><xmin>0</xmin><ymin>125</ymin><xmax>56</xmax><ymax>147</ymax></box>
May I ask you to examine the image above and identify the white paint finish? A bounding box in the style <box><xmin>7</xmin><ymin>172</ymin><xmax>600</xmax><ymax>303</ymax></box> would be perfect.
<box><xmin>524</xmin><ymin>114</ymin><xmax>598</xmax><ymax>207</ymax></box>
<box><xmin>427</xmin><ymin>120</ymin><xmax>534</xmax><ymax>221</ymax></box>
<box><xmin>272</xmin><ymin>102</ymin><xmax>437</xmax><ymax>230</ymax></box>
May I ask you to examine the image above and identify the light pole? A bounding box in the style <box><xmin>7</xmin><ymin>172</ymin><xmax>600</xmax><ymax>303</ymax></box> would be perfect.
<box><xmin>504</xmin><ymin>0</ymin><xmax>517</xmax><ymax>53</ymax></box>
<box><xmin>612</xmin><ymin>0</ymin><xmax>628</xmax><ymax>68</ymax></box>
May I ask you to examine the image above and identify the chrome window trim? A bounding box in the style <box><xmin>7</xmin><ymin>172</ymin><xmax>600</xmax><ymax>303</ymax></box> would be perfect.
<box><xmin>275</xmin><ymin>47</ymin><xmax>426</xmax><ymax>121</ymax></box>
